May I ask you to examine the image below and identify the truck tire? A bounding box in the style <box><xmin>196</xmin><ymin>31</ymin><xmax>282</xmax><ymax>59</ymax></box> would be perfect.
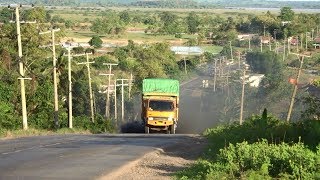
<box><xmin>145</xmin><ymin>126</ymin><xmax>150</xmax><ymax>134</ymax></box>
<box><xmin>170</xmin><ymin>125</ymin><xmax>175</xmax><ymax>134</ymax></box>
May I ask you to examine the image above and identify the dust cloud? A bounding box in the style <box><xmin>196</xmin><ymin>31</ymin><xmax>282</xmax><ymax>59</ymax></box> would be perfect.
<box><xmin>177</xmin><ymin>76</ymin><xmax>221</xmax><ymax>134</ymax></box>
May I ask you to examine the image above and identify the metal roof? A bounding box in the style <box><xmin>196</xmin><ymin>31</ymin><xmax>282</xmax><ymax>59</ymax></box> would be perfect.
<box><xmin>170</xmin><ymin>46</ymin><xmax>204</xmax><ymax>55</ymax></box>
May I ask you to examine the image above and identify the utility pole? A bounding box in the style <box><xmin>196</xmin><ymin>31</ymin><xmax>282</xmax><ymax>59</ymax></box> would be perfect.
<box><xmin>63</xmin><ymin>46</ymin><xmax>85</xmax><ymax>128</ymax></box>
<box><xmin>77</xmin><ymin>53</ymin><xmax>95</xmax><ymax>122</ymax></box>
<box><xmin>239</xmin><ymin>67</ymin><xmax>248</xmax><ymax>125</ymax></box>
<box><xmin>10</xmin><ymin>4</ymin><xmax>35</xmax><ymax>130</ymax></box>
<box><xmin>67</xmin><ymin>47</ymin><xmax>73</xmax><ymax>128</ymax></box>
<box><xmin>275</xmin><ymin>42</ymin><xmax>279</xmax><ymax>54</ymax></box>
<box><xmin>238</xmin><ymin>52</ymin><xmax>241</xmax><ymax>69</ymax></box>
<box><xmin>114</xmin><ymin>80</ymin><xmax>117</xmax><ymax>121</ymax></box>
<box><xmin>305</xmin><ymin>32</ymin><xmax>308</xmax><ymax>49</ymax></box>
<box><xmin>102</xmin><ymin>63</ymin><xmax>118</xmax><ymax>119</ymax></box>
<box><xmin>39</xmin><ymin>28</ymin><xmax>60</xmax><ymax>128</ymax></box>
<box><xmin>300</xmin><ymin>34</ymin><xmax>303</xmax><ymax>49</ymax></box>
<box><xmin>286</xmin><ymin>53</ymin><xmax>310</xmax><ymax>122</ymax></box>
<box><xmin>283</xmin><ymin>39</ymin><xmax>286</xmax><ymax>61</ymax></box>
<box><xmin>269</xmin><ymin>36</ymin><xmax>272</xmax><ymax>51</ymax></box>
<box><xmin>260</xmin><ymin>38</ymin><xmax>263</xmax><ymax>52</ymax></box>
<box><xmin>248</xmin><ymin>38</ymin><xmax>251</xmax><ymax>51</ymax></box>
<box><xmin>183</xmin><ymin>56</ymin><xmax>187</xmax><ymax>74</ymax></box>
<box><xmin>117</xmin><ymin>79</ymin><xmax>129</xmax><ymax>122</ymax></box>
<box><xmin>288</xmin><ymin>38</ymin><xmax>291</xmax><ymax>54</ymax></box>
<box><xmin>213</xmin><ymin>59</ymin><xmax>217</xmax><ymax>92</ymax></box>
<box><xmin>229</xmin><ymin>41</ymin><xmax>233</xmax><ymax>61</ymax></box>
<box><xmin>128</xmin><ymin>72</ymin><xmax>134</xmax><ymax>99</ymax></box>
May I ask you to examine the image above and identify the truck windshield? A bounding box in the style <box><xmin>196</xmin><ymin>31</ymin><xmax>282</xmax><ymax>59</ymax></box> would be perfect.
<box><xmin>149</xmin><ymin>100</ymin><xmax>174</xmax><ymax>111</ymax></box>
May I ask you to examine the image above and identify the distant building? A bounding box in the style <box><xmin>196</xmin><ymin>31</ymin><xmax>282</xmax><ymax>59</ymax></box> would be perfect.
<box><xmin>260</xmin><ymin>36</ymin><xmax>271</xmax><ymax>44</ymax></box>
<box><xmin>237</xmin><ymin>34</ymin><xmax>258</xmax><ymax>41</ymax></box>
<box><xmin>170</xmin><ymin>46</ymin><xmax>204</xmax><ymax>55</ymax></box>
<box><xmin>244</xmin><ymin>74</ymin><xmax>265</xmax><ymax>87</ymax></box>
<box><xmin>288</xmin><ymin>36</ymin><xmax>299</xmax><ymax>46</ymax></box>
<box><xmin>281</xmin><ymin>21</ymin><xmax>291</xmax><ymax>26</ymax></box>
<box><xmin>313</xmin><ymin>37</ymin><xmax>320</xmax><ymax>49</ymax></box>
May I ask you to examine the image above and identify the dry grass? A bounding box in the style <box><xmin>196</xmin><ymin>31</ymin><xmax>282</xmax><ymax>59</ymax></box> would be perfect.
<box><xmin>0</xmin><ymin>128</ymin><xmax>91</xmax><ymax>140</ymax></box>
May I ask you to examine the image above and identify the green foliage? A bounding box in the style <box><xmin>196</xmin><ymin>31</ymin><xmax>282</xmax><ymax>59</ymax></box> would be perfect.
<box><xmin>176</xmin><ymin>112</ymin><xmax>320</xmax><ymax>179</ymax></box>
<box><xmin>72</xmin><ymin>114</ymin><xmax>115</xmax><ymax>133</ymax></box>
<box><xmin>279</xmin><ymin>7</ymin><xmax>295</xmax><ymax>22</ymax></box>
<box><xmin>186</xmin><ymin>12</ymin><xmax>200</xmax><ymax>34</ymax></box>
<box><xmin>89</xmin><ymin>35</ymin><xmax>103</xmax><ymax>48</ymax></box>
<box><xmin>158</xmin><ymin>11</ymin><xmax>182</xmax><ymax>35</ymax></box>
<box><xmin>119</xmin><ymin>10</ymin><xmax>131</xmax><ymax>25</ymax></box>
<box><xmin>0</xmin><ymin>8</ymin><xmax>12</xmax><ymax>23</ymax></box>
<box><xmin>246</xmin><ymin>51</ymin><xmax>282</xmax><ymax>75</ymax></box>
<box><xmin>90</xmin><ymin>11</ymin><xmax>126</xmax><ymax>35</ymax></box>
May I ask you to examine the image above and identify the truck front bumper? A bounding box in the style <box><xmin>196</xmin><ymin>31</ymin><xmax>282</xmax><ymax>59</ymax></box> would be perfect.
<box><xmin>147</xmin><ymin>120</ymin><xmax>174</xmax><ymax>126</ymax></box>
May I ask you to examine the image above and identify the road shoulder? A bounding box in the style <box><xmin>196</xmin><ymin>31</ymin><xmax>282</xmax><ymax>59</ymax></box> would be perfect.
<box><xmin>100</xmin><ymin>135</ymin><xmax>207</xmax><ymax>180</ymax></box>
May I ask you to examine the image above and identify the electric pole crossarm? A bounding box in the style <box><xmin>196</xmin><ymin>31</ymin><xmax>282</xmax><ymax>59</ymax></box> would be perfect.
<box><xmin>101</xmin><ymin>63</ymin><xmax>118</xmax><ymax>118</ymax></box>
<box><xmin>39</xmin><ymin>28</ymin><xmax>61</xmax><ymax>128</ymax></box>
<box><xmin>77</xmin><ymin>53</ymin><xmax>95</xmax><ymax>122</ymax></box>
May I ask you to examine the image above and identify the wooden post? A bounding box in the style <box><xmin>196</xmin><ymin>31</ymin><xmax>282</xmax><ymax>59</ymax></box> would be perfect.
<box><xmin>213</xmin><ymin>59</ymin><xmax>217</xmax><ymax>92</ymax></box>
<box><xmin>67</xmin><ymin>47</ymin><xmax>73</xmax><ymax>128</ymax></box>
<box><xmin>229</xmin><ymin>41</ymin><xmax>233</xmax><ymax>60</ymax></box>
<box><xmin>15</xmin><ymin>6</ymin><xmax>28</xmax><ymax>130</ymax></box>
<box><xmin>39</xmin><ymin>28</ymin><xmax>61</xmax><ymax>128</ymax></box>
<box><xmin>240</xmin><ymin>68</ymin><xmax>247</xmax><ymax>125</ymax></box>
<box><xmin>77</xmin><ymin>53</ymin><xmax>95</xmax><ymax>122</ymax></box>
<box><xmin>117</xmin><ymin>79</ymin><xmax>129</xmax><ymax>122</ymax></box>
<box><xmin>286</xmin><ymin>53</ymin><xmax>310</xmax><ymax>122</ymax></box>
<box><xmin>102</xmin><ymin>63</ymin><xmax>118</xmax><ymax>119</ymax></box>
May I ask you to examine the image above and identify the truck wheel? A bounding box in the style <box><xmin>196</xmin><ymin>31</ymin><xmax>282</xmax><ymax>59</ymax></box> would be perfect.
<box><xmin>145</xmin><ymin>126</ymin><xmax>150</xmax><ymax>134</ymax></box>
<box><xmin>170</xmin><ymin>125</ymin><xmax>175</xmax><ymax>134</ymax></box>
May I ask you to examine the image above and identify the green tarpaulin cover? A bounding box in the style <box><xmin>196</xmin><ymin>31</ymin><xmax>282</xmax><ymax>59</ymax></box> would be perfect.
<box><xmin>142</xmin><ymin>79</ymin><xmax>179</xmax><ymax>95</ymax></box>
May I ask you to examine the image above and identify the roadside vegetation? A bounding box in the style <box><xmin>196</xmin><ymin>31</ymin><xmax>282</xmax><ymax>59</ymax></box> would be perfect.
<box><xmin>176</xmin><ymin>109</ymin><xmax>320</xmax><ymax>179</ymax></box>
<box><xmin>0</xmin><ymin>3</ymin><xmax>320</xmax><ymax>141</ymax></box>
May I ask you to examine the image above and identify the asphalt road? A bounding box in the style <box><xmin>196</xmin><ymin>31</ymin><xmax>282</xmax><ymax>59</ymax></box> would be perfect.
<box><xmin>0</xmin><ymin>72</ymin><xmax>215</xmax><ymax>179</ymax></box>
<box><xmin>0</xmin><ymin>134</ymin><xmax>199</xmax><ymax>180</ymax></box>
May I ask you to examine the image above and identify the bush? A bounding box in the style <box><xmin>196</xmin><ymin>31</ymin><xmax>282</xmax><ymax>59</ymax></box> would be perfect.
<box><xmin>176</xmin><ymin>111</ymin><xmax>320</xmax><ymax>179</ymax></box>
<box><xmin>178</xmin><ymin>141</ymin><xmax>320</xmax><ymax>179</ymax></box>
<box><xmin>73</xmin><ymin>114</ymin><xmax>115</xmax><ymax>134</ymax></box>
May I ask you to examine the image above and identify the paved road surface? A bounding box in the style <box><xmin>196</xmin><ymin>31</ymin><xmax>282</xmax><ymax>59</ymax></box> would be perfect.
<box><xmin>0</xmin><ymin>134</ymin><xmax>200</xmax><ymax>180</ymax></box>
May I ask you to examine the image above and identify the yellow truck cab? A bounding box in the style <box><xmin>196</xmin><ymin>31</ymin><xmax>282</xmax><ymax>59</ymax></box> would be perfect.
<box><xmin>141</xmin><ymin>79</ymin><xmax>179</xmax><ymax>134</ymax></box>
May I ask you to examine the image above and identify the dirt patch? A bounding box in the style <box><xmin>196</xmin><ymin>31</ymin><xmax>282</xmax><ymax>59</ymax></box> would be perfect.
<box><xmin>102</xmin><ymin>135</ymin><xmax>207</xmax><ymax>180</ymax></box>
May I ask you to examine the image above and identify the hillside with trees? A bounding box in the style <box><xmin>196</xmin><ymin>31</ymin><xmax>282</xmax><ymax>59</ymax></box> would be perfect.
<box><xmin>1</xmin><ymin>0</ymin><xmax>320</xmax><ymax>8</ymax></box>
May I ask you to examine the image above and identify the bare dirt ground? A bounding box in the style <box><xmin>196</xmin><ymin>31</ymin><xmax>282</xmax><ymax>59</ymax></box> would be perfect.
<box><xmin>103</xmin><ymin>135</ymin><xmax>207</xmax><ymax>180</ymax></box>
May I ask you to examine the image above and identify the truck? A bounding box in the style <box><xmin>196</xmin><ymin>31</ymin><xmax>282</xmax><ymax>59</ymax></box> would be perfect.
<box><xmin>141</xmin><ymin>79</ymin><xmax>179</xmax><ymax>134</ymax></box>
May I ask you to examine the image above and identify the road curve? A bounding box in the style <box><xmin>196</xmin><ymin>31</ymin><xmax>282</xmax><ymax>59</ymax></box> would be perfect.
<box><xmin>0</xmin><ymin>134</ymin><xmax>200</xmax><ymax>180</ymax></box>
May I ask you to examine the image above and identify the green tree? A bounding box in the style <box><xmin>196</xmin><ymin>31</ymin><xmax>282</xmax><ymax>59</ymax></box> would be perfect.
<box><xmin>186</xmin><ymin>12</ymin><xmax>200</xmax><ymax>34</ymax></box>
<box><xmin>279</xmin><ymin>7</ymin><xmax>295</xmax><ymax>21</ymax></box>
<box><xmin>0</xmin><ymin>8</ymin><xmax>12</xmax><ymax>23</ymax></box>
<box><xmin>158</xmin><ymin>12</ymin><xmax>182</xmax><ymax>35</ymax></box>
<box><xmin>90</xmin><ymin>12</ymin><xmax>125</xmax><ymax>35</ymax></box>
<box><xmin>89</xmin><ymin>36</ymin><xmax>103</xmax><ymax>48</ymax></box>
<box><xmin>119</xmin><ymin>10</ymin><xmax>131</xmax><ymax>25</ymax></box>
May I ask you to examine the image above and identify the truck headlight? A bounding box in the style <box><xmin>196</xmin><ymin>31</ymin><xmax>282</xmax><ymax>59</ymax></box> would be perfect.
<box><xmin>148</xmin><ymin>117</ymin><xmax>154</xmax><ymax>120</ymax></box>
<box><xmin>168</xmin><ymin>117</ymin><xmax>173</xmax><ymax>121</ymax></box>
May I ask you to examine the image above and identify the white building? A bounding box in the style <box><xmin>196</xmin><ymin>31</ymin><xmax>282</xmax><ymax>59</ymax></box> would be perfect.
<box><xmin>245</xmin><ymin>74</ymin><xmax>265</xmax><ymax>87</ymax></box>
